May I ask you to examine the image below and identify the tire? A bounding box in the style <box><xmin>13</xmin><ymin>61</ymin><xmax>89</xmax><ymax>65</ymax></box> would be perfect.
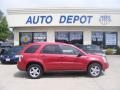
<box><xmin>27</xmin><ymin>64</ymin><xmax>43</xmax><ymax>79</ymax></box>
<box><xmin>88</xmin><ymin>63</ymin><xmax>102</xmax><ymax>77</ymax></box>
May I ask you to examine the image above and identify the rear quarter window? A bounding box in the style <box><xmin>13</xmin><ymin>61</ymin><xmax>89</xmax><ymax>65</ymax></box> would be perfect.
<box><xmin>24</xmin><ymin>45</ymin><xmax>40</xmax><ymax>53</ymax></box>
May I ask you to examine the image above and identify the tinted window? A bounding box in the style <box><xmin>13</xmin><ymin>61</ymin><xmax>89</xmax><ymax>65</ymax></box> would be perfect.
<box><xmin>3</xmin><ymin>46</ymin><xmax>23</xmax><ymax>54</ymax></box>
<box><xmin>25</xmin><ymin>45</ymin><xmax>40</xmax><ymax>53</ymax></box>
<box><xmin>92</xmin><ymin>31</ymin><xmax>117</xmax><ymax>49</ymax></box>
<box><xmin>41</xmin><ymin>45</ymin><xmax>61</xmax><ymax>54</ymax></box>
<box><xmin>84</xmin><ymin>45</ymin><xmax>101</xmax><ymax>51</ymax></box>
<box><xmin>55</xmin><ymin>32</ymin><xmax>83</xmax><ymax>44</ymax></box>
<box><xmin>60</xmin><ymin>45</ymin><xmax>80</xmax><ymax>55</ymax></box>
<box><xmin>33</xmin><ymin>32</ymin><xmax>47</xmax><ymax>42</ymax></box>
<box><xmin>20</xmin><ymin>32</ymin><xmax>32</xmax><ymax>45</ymax></box>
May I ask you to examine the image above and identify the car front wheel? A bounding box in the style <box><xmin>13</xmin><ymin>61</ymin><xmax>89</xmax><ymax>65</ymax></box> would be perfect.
<box><xmin>27</xmin><ymin>64</ymin><xmax>43</xmax><ymax>79</ymax></box>
<box><xmin>88</xmin><ymin>63</ymin><xmax>102</xmax><ymax>77</ymax></box>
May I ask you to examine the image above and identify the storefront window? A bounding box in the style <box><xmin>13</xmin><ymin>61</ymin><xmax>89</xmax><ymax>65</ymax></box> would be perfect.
<box><xmin>55</xmin><ymin>32</ymin><xmax>69</xmax><ymax>43</ymax></box>
<box><xmin>70</xmin><ymin>32</ymin><xmax>83</xmax><ymax>44</ymax></box>
<box><xmin>92</xmin><ymin>32</ymin><xmax>117</xmax><ymax>48</ymax></box>
<box><xmin>20</xmin><ymin>32</ymin><xmax>47</xmax><ymax>45</ymax></box>
<box><xmin>20</xmin><ymin>32</ymin><xmax>33</xmax><ymax>45</ymax></box>
<box><xmin>33</xmin><ymin>32</ymin><xmax>47</xmax><ymax>42</ymax></box>
<box><xmin>105</xmin><ymin>32</ymin><xmax>117</xmax><ymax>48</ymax></box>
<box><xmin>92</xmin><ymin>32</ymin><xmax>104</xmax><ymax>48</ymax></box>
<box><xmin>55</xmin><ymin>32</ymin><xmax>83</xmax><ymax>44</ymax></box>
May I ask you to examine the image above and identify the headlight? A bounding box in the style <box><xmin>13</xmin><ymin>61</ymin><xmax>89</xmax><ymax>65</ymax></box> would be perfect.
<box><xmin>0</xmin><ymin>55</ymin><xmax>3</xmax><ymax>58</ymax></box>
<box><xmin>15</xmin><ymin>55</ymin><xmax>19</xmax><ymax>58</ymax></box>
<box><xmin>102</xmin><ymin>56</ymin><xmax>107</xmax><ymax>63</ymax></box>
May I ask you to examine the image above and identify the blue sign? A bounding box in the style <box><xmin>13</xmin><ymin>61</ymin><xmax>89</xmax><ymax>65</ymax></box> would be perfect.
<box><xmin>99</xmin><ymin>15</ymin><xmax>111</xmax><ymax>25</ymax></box>
<box><xmin>26</xmin><ymin>15</ymin><xmax>93</xmax><ymax>25</ymax></box>
<box><xmin>26</xmin><ymin>16</ymin><xmax>53</xmax><ymax>24</ymax></box>
<box><xmin>59</xmin><ymin>15</ymin><xmax>93</xmax><ymax>24</ymax></box>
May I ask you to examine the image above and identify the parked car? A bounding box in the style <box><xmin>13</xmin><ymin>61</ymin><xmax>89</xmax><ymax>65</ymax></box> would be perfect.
<box><xmin>74</xmin><ymin>44</ymin><xmax>105</xmax><ymax>57</ymax></box>
<box><xmin>0</xmin><ymin>46</ymin><xmax>23</xmax><ymax>64</ymax></box>
<box><xmin>0</xmin><ymin>46</ymin><xmax>12</xmax><ymax>54</ymax></box>
<box><xmin>17</xmin><ymin>42</ymin><xmax>109</xmax><ymax>79</ymax></box>
<box><xmin>0</xmin><ymin>42</ymin><xmax>13</xmax><ymax>54</ymax></box>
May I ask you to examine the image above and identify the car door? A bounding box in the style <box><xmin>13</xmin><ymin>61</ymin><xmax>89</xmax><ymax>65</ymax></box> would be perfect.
<box><xmin>59</xmin><ymin>45</ymin><xmax>86</xmax><ymax>70</ymax></box>
<box><xmin>40</xmin><ymin>44</ymin><xmax>63</xmax><ymax>70</ymax></box>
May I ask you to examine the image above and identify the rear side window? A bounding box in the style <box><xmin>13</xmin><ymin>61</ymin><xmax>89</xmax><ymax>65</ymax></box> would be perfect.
<box><xmin>24</xmin><ymin>45</ymin><xmax>40</xmax><ymax>53</ymax></box>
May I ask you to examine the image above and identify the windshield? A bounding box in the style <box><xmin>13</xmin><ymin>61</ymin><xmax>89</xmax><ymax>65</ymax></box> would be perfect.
<box><xmin>2</xmin><ymin>46</ymin><xmax>23</xmax><ymax>55</ymax></box>
<box><xmin>83</xmin><ymin>45</ymin><xmax>101</xmax><ymax>51</ymax></box>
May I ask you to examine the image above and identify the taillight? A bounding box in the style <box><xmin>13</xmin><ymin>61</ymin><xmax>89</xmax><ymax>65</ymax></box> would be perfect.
<box><xmin>16</xmin><ymin>55</ymin><xmax>23</xmax><ymax>62</ymax></box>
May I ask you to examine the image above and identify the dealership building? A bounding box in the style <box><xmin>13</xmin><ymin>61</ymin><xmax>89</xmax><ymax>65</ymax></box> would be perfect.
<box><xmin>7</xmin><ymin>8</ymin><xmax>120</xmax><ymax>48</ymax></box>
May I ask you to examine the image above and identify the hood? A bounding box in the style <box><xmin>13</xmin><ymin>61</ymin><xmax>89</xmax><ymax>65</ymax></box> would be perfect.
<box><xmin>86</xmin><ymin>53</ymin><xmax>103</xmax><ymax>61</ymax></box>
<box><xmin>85</xmin><ymin>50</ymin><xmax>105</xmax><ymax>57</ymax></box>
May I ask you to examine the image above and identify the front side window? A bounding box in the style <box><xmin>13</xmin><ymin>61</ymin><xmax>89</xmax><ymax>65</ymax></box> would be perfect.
<box><xmin>59</xmin><ymin>45</ymin><xmax>80</xmax><ymax>55</ymax></box>
<box><xmin>41</xmin><ymin>45</ymin><xmax>61</xmax><ymax>54</ymax></box>
<box><xmin>24</xmin><ymin>45</ymin><xmax>40</xmax><ymax>53</ymax></box>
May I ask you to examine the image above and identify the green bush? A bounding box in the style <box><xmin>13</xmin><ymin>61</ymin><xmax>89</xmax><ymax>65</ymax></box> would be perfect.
<box><xmin>105</xmin><ymin>48</ymin><xmax>113</xmax><ymax>55</ymax></box>
<box><xmin>116</xmin><ymin>46</ymin><xmax>120</xmax><ymax>55</ymax></box>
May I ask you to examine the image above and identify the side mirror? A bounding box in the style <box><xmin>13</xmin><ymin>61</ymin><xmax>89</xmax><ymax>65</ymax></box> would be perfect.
<box><xmin>77</xmin><ymin>53</ymin><xmax>82</xmax><ymax>57</ymax></box>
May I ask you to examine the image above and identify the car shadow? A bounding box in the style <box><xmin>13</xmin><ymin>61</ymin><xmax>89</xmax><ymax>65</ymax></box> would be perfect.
<box><xmin>14</xmin><ymin>71</ymin><xmax>28</xmax><ymax>79</ymax></box>
<box><xmin>43</xmin><ymin>72</ymin><xmax>89</xmax><ymax>78</ymax></box>
<box><xmin>0</xmin><ymin>62</ymin><xmax>17</xmax><ymax>65</ymax></box>
<box><xmin>0</xmin><ymin>62</ymin><xmax>16</xmax><ymax>65</ymax></box>
<box><xmin>14</xmin><ymin>71</ymin><xmax>96</xmax><ymax>79</ymax></box>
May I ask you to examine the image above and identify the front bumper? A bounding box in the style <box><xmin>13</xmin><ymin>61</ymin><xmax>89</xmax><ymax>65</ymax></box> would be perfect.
<box><xmin>103</xmin><ymin>62</ymin><xmax>109</xmax><ymax>71</ymax></box>
<box><xmin>0</xmin><ymin>58</ymin><xmax>18</xmax><ymax>63</ymax></box>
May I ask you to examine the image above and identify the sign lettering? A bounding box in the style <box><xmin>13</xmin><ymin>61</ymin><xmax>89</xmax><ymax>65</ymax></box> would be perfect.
<box><xmin>26</xmin><ymin>15</ymin><xmax>93</xmax><ymax>25</ymax></box>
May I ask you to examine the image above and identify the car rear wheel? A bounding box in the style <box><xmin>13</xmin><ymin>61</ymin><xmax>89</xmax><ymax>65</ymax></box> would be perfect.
<box><xmin>27</xmin><ymin>64</ymin><xmax>43</xmax><ymax>79</ymax></box>
<box><xmin>88</xmin><ymin>63</ymin><xmax>102</xmax><ymax>77</ymax></box>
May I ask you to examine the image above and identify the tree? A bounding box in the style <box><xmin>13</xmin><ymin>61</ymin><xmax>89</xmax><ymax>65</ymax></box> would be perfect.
<box><xmin>0</xmin><ymin>10</ymin><xmax>11</xmax><ymax>41</ymax></box>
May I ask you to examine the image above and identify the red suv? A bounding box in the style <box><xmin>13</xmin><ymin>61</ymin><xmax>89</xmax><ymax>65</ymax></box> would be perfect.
<box><xmin>17</xmin><ymin>42</ymin><xmax>109</xmax><ymax>79</ymax></box>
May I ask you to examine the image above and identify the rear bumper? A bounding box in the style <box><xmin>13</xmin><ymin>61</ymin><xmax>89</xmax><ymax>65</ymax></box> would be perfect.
<box><xmin>17</xmin><ymin>61</ymin><xmax>26</xmax><ymax>71</ymax></box>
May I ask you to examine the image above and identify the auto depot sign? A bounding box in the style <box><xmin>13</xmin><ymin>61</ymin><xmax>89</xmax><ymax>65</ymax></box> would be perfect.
<box><xmin>25</xmin><ymin>15</ymin><xmax>93</xmax><ymax>24</ymax></box>
<box><xmin>7</xmin><ymin>14</ymin><xmax>120</xmax><ymax>27</ymax></box>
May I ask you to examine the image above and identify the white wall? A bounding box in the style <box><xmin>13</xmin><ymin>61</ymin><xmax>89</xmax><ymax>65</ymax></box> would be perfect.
<box><xmin>118</xmin><ymin>31</ymin><xmax>120</xmax><ymax>46</ymax></box>
<box><xmin>14</xmin><ymin>30</ymin><xmax>19</xmax><ymax>46</ymax></box>
<box><xmin>83</xmin><ymin>30</ymin><xmax>91</xmax><ymax>45</ymax></box>
<box><xmin>7</xmin><ymin>8</ymin><xmax>120</xmax><ymax>27</ymax></box>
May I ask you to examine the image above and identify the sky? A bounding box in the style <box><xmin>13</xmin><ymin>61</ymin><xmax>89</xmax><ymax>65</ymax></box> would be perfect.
<box><xmin>0</xmin><ymin>0</ymin><xmax>120</xmax><ymax>14</ymax></box>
